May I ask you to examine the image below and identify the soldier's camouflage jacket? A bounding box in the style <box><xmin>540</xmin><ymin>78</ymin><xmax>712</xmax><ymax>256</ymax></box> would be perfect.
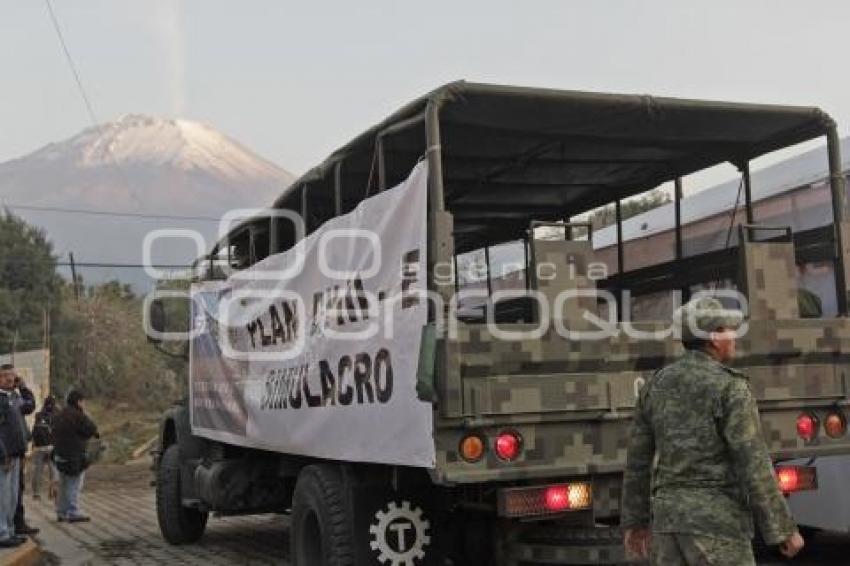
<box><xmin>621</xmin><ymin>349</ymin><xmax>796</xmax><ymax>544</ymax></box>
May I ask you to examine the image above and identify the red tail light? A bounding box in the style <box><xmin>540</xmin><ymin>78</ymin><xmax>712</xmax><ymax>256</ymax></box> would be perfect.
<box><xmin>776</xmin><ymin>465</ymin><xmax>817</xmax><ymax>494</ymax></box>
<box><xmin>495</xmin><ymin>431</ymin><xmax>522</xmax><ymax>461</ymax></box>
<box><xmin>498</xmin><ymin>482</ymin><xmax>592</xmax><ymax>518</ymax></box>
<box><xmin>796</xmin><ymin>413</ymin><xmax>818</xmax><ymax>441</ymax></box>
<box><xmin>777</xmin><ymin>467</ymin><xmax>799</xmax><ymax>492</ymax></box>
<box><xmin>544</xmin><ymin>486</ymin><xmax>571</xmax><ymax>511</ymax></box>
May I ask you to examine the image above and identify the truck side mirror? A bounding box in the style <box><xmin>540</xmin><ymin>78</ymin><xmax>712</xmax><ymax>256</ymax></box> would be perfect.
<box><xmin>145</xmin><ymin>295</ymin><xmax>191</xmax><ymax>361</ymax></box>
<box><xmin>145</xmin><ymin>294</ymin><xmax>191</xmax><ymax>344</ymax></box>
<box><xmin>150</xmin><ymin>298</ymin><xmax>166</xmax><ymax>338</ymax></box>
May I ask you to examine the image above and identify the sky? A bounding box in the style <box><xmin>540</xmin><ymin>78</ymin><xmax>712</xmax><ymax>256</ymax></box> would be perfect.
<box><xmin>2</xmin><ymin>0</ymin><xmax>850</xmax><ymax>190</ymax></box>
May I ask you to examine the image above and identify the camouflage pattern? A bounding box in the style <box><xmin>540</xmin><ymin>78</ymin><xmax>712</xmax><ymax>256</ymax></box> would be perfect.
<box><xmin>427</xmin><ymin>230</ymin><xmax>850</xmax><ymax>563</ymax></box>
<box><xmin>433</xmin><ymin>233</ymin><xmax>850</xmax><ymax>469</ymax></box>
<box><xmin>650</xmin><ymin>533</ymin><xmax>755</xmax><ymax>566</ymax></box>
<box><xmin>455</xmin><ymin>317</ymin><xmax>850</xmax><ymax>376</ymax></box>
<box><xmin>435</xmin><ymin>419</ymin><xmax>632</xmax><ymax>484</ymax></box>
<box><xmin>456</xmin><ymin>322</ymin><xmax>676</xmax><ymax>378</ymax></box>
<box><xmin>621</xmin><ymin>348</ymin><xmax>796</xmax><ymax>544</ymax></box>
<box><xmin>739</xmin><ymin>238</ymin><xmax>799</xmax><ymax>320</ymax></box>
<box><xmin>434</xmin><ymin>347</ymin><xmax>850</xmax><ymax>490</ymax></box>
<box><xmin>529</xmin><ymin>238</ymin><xmax>598</xmax><ymax>327</ymax></box>
<box><xmin>432</xmin><ymin>314</ymin><xmax>850</xmax><ymax>489</ymax></box>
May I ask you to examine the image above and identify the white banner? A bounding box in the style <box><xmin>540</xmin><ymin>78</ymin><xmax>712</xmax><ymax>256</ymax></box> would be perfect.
<box><xmin>189</xmin><ymin>162</ymin><xmax>435</xmax><ymax>468</ymax></box>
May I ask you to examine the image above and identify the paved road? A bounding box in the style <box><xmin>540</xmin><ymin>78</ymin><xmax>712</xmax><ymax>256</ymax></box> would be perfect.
<box><xmin>29</xmin><ymin>489</ymin><xmax>288</xmax><ymax>566</ymax></box>
<box><xmin>21</xmin><ymin>460</ymin><xmax>850</xmax><ymax>565</ymax></box>
<box><xmin>30</xmin><ymin>489</ymin><xmax>288</xmax><ymax>565</ymax></box>
<box><xmin>27</xmin><ymin>460</ymin><xmax>289</xmax><ymax>565</ymax></box>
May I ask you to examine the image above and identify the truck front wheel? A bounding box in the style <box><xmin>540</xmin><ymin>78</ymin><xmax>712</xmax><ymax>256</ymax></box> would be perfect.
<box><xmin>156</xmin><ymin>444</ymin><xmax>208</xmax><ymax>544</ymax></box>
<box><xmin>291</xmin><ymin>464</ymin><xmax>355</xmax><ymax>566</ymax></box>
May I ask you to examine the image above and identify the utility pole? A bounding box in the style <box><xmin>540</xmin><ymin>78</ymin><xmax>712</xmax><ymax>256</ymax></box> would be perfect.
<box><xmin>42</xmin><ymin>309</ymin><xmax>47</xmax><ymax>350</ymax></box>
<box><xmin>69</xmin><ymin>252</ymin><xmax>81</xmax><ymax>306</ymax></box>
<box><xmin>11</xmin><ymin>329</ymin><xmax>17</xmax><ymax>365</ymax></box>
<box><xmin>43</xmin><ymin>305</ymin><xmax>51</xmax><ymax>394</ymax></box>
<box><xmin>68</xmin><ymin>252</ymin><xmax>83</xmax><ymax>383</ymax></box>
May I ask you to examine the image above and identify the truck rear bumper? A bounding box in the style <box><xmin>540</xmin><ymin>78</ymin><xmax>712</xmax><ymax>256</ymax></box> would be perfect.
<box><xmin>505</xmin><ymin>526</ymin><xmax>641</xmax><ymax>565</ymax></box>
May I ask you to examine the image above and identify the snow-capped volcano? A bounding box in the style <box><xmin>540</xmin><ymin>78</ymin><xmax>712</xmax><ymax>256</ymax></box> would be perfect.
<box><xmin>25</xmin><ymin>114</ymin><xmax>289</xmax><ymax>185</ymax></box>
<box><xmin>1</xmin><ymin>114</ymin><xmax>294</xmax><ymax>213</ymax></box>
<box><xmin>0</xmin><ymin>115</ymin><xmax>296</xmax><ymax>289</ymax></box>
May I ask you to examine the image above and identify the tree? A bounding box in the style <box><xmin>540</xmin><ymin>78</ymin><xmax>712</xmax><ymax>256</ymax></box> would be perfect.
<box><xmin>535</xmin><ymin>190</ymin><xmax>673</xmax><ymax>241</ymax></box>
<box><xmin>588</xmin><ymin>189</ymin><xmax>671</xmax><ymax>230</ymax></box>
<box><xmin>0</xmin><ymin>211</ymin><xmax>182</xmax><ymax>408</ymax></box>
<box><xmin>0</xmin><ymin>210</ymin><xmax>63</xmax><ymax>356</ymax></box>
<box><xmin>53</xmin><ymin>279</ymin><xmax>183</xmax><ymax>408</ymax></box>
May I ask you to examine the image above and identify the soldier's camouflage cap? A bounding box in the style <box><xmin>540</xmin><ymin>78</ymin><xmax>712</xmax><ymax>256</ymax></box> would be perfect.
<box><xmin>674</xmin><ymin>296</ymin><xmax>743</xmax><ymax>341</ymax></box>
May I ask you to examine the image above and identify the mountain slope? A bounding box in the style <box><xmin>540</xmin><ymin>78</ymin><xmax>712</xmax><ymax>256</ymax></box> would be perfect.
<box><xmin>0</xmin><ymin>115</ymin><xmax>296</xmax><ymax>288</ymax></box>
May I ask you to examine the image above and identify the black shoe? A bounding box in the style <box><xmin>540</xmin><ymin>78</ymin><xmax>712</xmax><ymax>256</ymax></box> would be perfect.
<box><xmin>0</xmin><ymin>537</ymin><xmax>24</xmax><ymax>548</ymax></box>
<box><xmin>65</xmin><ymin>515</ymin><xmax>90</xmax><ymax>523</ymax></box>
<box><xmin>15</xmin><ymin>525</ymin><xmax>39</xmax><ymax>536</ymax></box>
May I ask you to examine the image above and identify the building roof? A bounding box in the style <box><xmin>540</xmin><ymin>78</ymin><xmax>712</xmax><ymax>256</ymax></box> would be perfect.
<box><xmin>593</xmin><ymin>136</ymin><xmax>850</xmax><ymax>249</ymax></box>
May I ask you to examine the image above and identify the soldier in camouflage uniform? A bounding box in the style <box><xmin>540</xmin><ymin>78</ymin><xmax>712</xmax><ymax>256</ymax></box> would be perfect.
<box><xmin>621</xmin><ymin>297</ymin><xmax>805</xmax><ymax>564</ymax></box>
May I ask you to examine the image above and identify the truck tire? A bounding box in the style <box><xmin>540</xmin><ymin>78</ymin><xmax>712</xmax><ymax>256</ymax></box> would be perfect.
<box><xmin>291</xmin><ymin>464</ymin><xmax>355</xmax><ymax>566</ymax></box>
<box><xmin>156</xmin><ymin>444</ymin><xmax>208</xmax><ymax>544</ymax></box>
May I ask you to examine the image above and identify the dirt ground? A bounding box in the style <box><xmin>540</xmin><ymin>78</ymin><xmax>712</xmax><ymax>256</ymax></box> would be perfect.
<box><xmin>84</xmin><ymin>402</ymin><xmax>161</xmax><ymax>465</ymax></box>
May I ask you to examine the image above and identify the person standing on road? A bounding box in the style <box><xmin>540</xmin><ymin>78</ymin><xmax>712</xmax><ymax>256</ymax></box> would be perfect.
<box><xmin>52</xmin><ymin>390</ymin><xmax>98</xmax><ymax>523</ymax></box>
<box><xmin>0</xmin><ymin>364</ymin><xmax>31</xmax><ymax>547</ymax></box>
<box><xmin>10</xmin><ymin>372</ymin><xmax>37</xmax><ymax>537</ymax></box>
<box><xmin>621</xmin><ymin>297</ymin><xmax>805</xmax><ymax>565</ymax></box>
<box><xmin>31</xmin><ymin>395</ymin><xmax>56</xmax><ymax>501</ymax></box>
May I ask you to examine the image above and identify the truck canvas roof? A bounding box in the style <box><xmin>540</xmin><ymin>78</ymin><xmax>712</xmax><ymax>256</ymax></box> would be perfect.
<box><xmin>273</xmin><ymin>81</ymin><xmax>835</xmax><ymax>253</ymax></box>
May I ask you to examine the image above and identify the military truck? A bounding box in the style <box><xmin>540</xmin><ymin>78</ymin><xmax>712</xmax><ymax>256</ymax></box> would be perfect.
<box><xmin>148</xmin><ymin>82</ymin><xmax>850</xmax><ymax>565</ymax></box>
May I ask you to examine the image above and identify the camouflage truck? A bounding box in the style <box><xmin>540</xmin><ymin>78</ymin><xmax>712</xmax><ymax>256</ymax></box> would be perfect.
<box><xmin>148</xmin><ymin>82</ymin><xmax>850</xmax><ymax>565</ymax></box>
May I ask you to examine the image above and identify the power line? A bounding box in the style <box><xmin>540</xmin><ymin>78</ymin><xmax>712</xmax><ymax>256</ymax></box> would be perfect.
<box><xmin>43</xmin><ymin>0</ymin><xmax>143</xmax><ymax>203</ymax></box>
<box><xmin>56</xmin><ymin>261</ymin><xmax>191</xmax><ymax>269</ymax></box>
<box><xmin>5</xmin><ymin>261</ymin><xmax>190</xmax><ymax>269</ymax></box>
<box><xmin>4</xmin><ymin>202</ymin><xmax>220</xmax><ymax>222</ymax></box>
<box><xmin>44</xmin><ymin>0</ymin><xmax>99</xmax><ymax>127</ymax></box>
<box><xmin>0</xmin><ymin>256</ymin><xmax>191</xmax><ymax>269</ymax></box>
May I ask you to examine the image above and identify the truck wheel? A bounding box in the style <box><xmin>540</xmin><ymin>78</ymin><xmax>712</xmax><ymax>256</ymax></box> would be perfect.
<box><xmin>156</xmin><ymin>444</ymin><xmax>208</xmax><ymax>544</ymax></box>
<box><xmin>291</xmin><ymin>464</ymin><xmax>354</xmax><ymax>566</ymax></box>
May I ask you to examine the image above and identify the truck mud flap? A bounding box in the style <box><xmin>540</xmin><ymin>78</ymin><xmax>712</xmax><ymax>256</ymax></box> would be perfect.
<box><xmin>506</xmin><ymin>526</ymin><xmax>643</xmax><ymax>566</ymax></box>
<box><xmin>350</xmin><ymin>482</ymin><xmax>449</xmax><ymax>566</ymax></box>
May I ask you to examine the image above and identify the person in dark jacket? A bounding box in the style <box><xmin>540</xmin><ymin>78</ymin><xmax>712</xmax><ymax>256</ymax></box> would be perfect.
<box><xmin>10</xmin><ymin>373</ymin><xmax>37</xmax><ymax>537</ymax></box>
<box><xmin>0</xmin><ymin>364</ymin><xmax>30</xmax><ymax>546</ymax></box>
<box><xmin>30</xmin><ymin>396</ymin><xmax>56</xmax><ymax>500</ymax></box>
<box><xmin>51</xmin><ymin>390</ymin><xmax>98</xmax><ymax>522</ymax></box>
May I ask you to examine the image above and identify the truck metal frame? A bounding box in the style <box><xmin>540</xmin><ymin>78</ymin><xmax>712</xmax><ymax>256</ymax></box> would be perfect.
<box><xmin>152</xmin><ymin>81</ymin><xmax>850</xmax><ymax>566</ymax></box>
